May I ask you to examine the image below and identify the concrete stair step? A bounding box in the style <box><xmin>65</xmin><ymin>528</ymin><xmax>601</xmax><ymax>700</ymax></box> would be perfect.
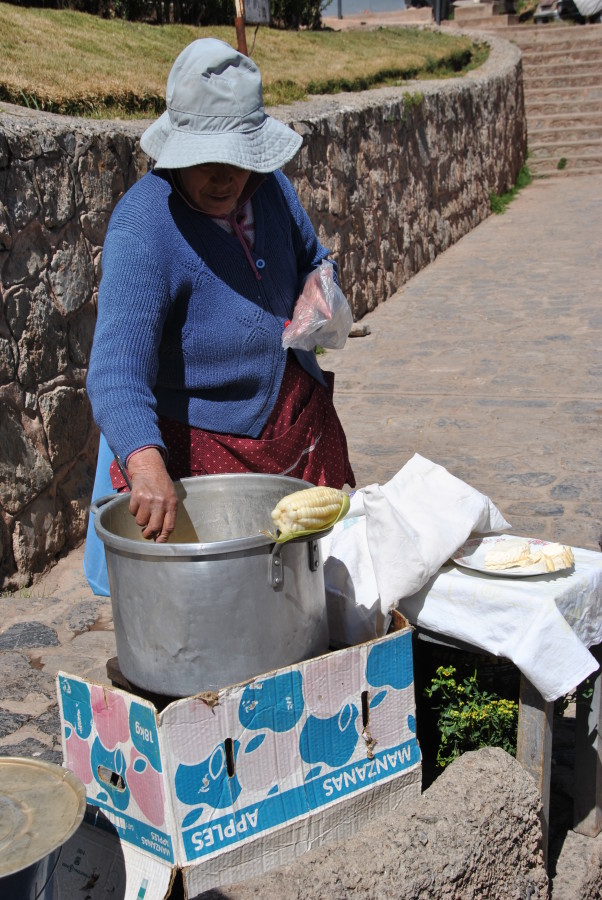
<box><xmin>524</xmin><ymin>72</ymin><xmax>602</xmax><ymax>89</ymax></box>
<box><xmin>478</xmin><ymin>24</ymin><xmax>602</xmax><ymax>42</ymax></box>
<box><xmin>524</xmin><ymin>84</ymin><xmax>602</xmax><ymax>102</ymax></box>
<box><xmin>528</xmin><ymin>112</ymin><xmax>602</xmax><ymax>129</ymax></box>
<box><xmin>507</xmin><ymin>24</ymin><xmax>602</xmax><ymax>43</ymax></box>
<box><xmin>386</xmin><ymin>8</ymin><xmax>434</xmax><ymax>23</ymax></box>
<box><xmin>523</xmin><ymin>55</ymin><xmax>602</xmax><ymax>75</ymax></box>
<box><xmin>491</xmin><ymin>21</ymin><xmax>600</xmax><ymax>31</ymax></box>
<box><xmin>530</xmin><ymin>163</ymin><xmax>602</xmax><ymax>176</ymax></box>
<box><xmin>526</xmin><ymin>99</ymin><xmax>602</xmax><ymax>116</ymax></box>
<box><xmin>529</xmin><ymin>124</ymin><xmax>602</xmax><ymax>143</ymax></box>
<box><xmin>449</xmin><ymin>13</ymin><xmax>519</xmax><ymax>26</ymax></box>
<box><xmin>523</xmin><ymin>57</ymin><xmax>602</xmax><ymax>79</ymax></box>
<box><xmin>453</xmin><ymin>1</ymin><xmax>501</xmax><ymax>20</ymax></box>
<box><xmin>529</xmin><ymin>139</ymin><xmax>602</xmax><ymax>160</ymax></box>
<box><xmin>521</xmin><ymin>47</ymin><xmax>602</xmax><ymax>64</ymax></box>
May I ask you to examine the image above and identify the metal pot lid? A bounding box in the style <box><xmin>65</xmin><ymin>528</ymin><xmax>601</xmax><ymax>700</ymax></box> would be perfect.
<box><xmin>0</xmin><ymin>758</ymin><xmax>86</xmax><ymax>877</ymax></box>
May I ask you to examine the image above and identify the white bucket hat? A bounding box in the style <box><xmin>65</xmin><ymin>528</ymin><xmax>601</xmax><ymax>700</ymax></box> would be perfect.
<box><xmin>140</xmin><ymin>38</ymin><xmax>302</xmax><ymax>173</ymax></box>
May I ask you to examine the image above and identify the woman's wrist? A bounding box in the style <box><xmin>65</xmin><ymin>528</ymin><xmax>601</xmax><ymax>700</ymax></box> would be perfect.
<box><xmin>125</xmin><ymin>445</ymin><xmax>167</xmax><ymax>468</ymax></box>
<box><xmin>126</xmin><ymin>446</ymin><xmax>167</xmax><ymax>474</ymax></box>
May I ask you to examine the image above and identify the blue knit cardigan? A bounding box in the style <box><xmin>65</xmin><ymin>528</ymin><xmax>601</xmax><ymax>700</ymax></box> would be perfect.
<box><xmin>86</xmin><ymin>169</ymin><xmax>333</xmax><ymax>463</ymax></box>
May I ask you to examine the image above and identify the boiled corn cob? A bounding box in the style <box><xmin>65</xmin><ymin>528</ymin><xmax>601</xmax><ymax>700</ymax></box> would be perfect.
<box><xmin>270</xmin><ymin>486</ymin><xmax>349</xmax><ymax>537</ymax></box>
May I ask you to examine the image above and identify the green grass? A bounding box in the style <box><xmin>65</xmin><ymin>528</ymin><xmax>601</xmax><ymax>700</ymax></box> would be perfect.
<box><xmin>489</xmin><ymin>163</ymin><xmax>533</xmax><ymax>214</ymax></box>
<box><xmin>0</xmin><ymin>3</ymin><xmax>489</xmax><ymax>118</ymax></box>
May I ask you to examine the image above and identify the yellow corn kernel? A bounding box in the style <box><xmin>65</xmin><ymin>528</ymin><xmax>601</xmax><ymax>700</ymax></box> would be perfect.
<box><xmin>271</xmin><ymin>486</ymin><xmax>348</xmax><ymax>536</ymax></box>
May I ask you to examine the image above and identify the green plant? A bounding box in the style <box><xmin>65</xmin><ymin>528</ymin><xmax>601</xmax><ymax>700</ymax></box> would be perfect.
<box><xmin>489</xmin><ymin>162</ymin><xmax>533</xmax><ymax>214</ymax></box>
<box><xmin>557</xmin><ymin>157</ymin><xmax>567</xmax><ymax>170</ymax></box>
<box><xmin>271</xmin><ymin>0</ymin><xmax>327</xmax><ymax>29</ymax></box>
<box><xmin>424</xmin><ymin>665</ymin><xmax>519</xmax><ymax>771</ymax></box>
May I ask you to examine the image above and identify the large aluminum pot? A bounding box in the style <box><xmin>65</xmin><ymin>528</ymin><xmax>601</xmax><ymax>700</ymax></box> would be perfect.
<box><xmin>93</xmin><ymin>473</ymin><xmax>331</xmax><ymax>697</ymax></box>
<box><xmin>0</xmin><ymin>757</ymin><xmax>86</xmax><ymax>900</ymax></box>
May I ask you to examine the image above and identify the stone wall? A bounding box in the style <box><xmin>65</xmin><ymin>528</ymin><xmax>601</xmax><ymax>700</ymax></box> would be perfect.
<box><xmin>0</xmin><ymin>34</ymin><xmax>526</xmax><ymax>588</ymax></box>
<box><xmin>198</xmin><ymin>747</ymin><xmax>549</xmax><ymax>899</ymax></box>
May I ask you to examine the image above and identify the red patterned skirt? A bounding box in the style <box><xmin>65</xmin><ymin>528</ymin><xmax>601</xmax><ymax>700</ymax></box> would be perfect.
<box><xmin>110</xmin><ymin>354</ymin><xmax>355</xmax><ymax>491</ymax></box>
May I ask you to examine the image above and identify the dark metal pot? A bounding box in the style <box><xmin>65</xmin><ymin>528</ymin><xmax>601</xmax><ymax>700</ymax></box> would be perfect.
<box><xmin>0</xmin><ymin>758</ymin><xmax>86</xmax><ymax>900</ymax></box>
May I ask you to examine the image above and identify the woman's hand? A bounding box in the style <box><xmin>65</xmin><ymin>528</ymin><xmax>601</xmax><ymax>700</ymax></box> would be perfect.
<box><xmin>126</xmin><ymin>448</ymin><xmax>178</xmax><ymax>542</ymax></box>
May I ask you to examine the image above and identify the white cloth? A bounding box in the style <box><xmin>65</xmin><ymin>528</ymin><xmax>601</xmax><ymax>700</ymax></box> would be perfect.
<box><xmin>322</xmin><ymin>453</ymin><xmax>602</xmax><ymax>701</ymax></box>
<box><xmin>323</xmin><ymin>453</ymin><xmax>510</xmax><ymax>645</ymax></box>
<box><xmin>401</xmin><ymin>548</ymin><xmax>602</xmax><ymax>701</ymax></box>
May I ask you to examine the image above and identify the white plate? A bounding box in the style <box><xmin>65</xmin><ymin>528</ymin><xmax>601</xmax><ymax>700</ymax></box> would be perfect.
<box><xmin>451</xmin><ymin>534</ymin><xmax>573</xmax><ymax>577</ymax></box>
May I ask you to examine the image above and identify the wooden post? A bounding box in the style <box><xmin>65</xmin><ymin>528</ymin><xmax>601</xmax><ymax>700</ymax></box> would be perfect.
<box><xmin>516</xmin><ymin>674</ymin><xmax>553</xmax><ymax>869</ymax></box>
<box><xmin>574</xmin><ymin>644</ymin><xmax>602</xmax><ymax>836</ymax></box>
<box><xmin>234</xmin><ymin>0</ymin><xmax>248</xmax><ymax>56</ymax></box>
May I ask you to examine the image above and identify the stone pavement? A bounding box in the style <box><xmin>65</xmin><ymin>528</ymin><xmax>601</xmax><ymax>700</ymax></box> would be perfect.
<box><xmin>1</xmin><ymin>175</ymin><xmax>601</xmax><ymax>894</ymax></box>
<box><xmin>327</xmin><ymin>173</ymin><xmax>602</xmax><ymax>554</ymax></box>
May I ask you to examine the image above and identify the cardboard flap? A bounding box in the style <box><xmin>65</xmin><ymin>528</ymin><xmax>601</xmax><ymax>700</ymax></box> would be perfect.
<box><xmin>57</xmin><ymin>672</ymin><xmax>177</xmax><ymax>864</ymax></box>
<box><xmin>159</xmin><ymin>627</ymin><xmax>420</xmax><ymax>866</ymax></box>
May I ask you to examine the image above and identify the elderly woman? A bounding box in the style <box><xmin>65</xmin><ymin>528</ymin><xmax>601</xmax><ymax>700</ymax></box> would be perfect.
<box><xmin>84</xmin><ymin>38</ymin><xmax>354</xmax><ymax>591</ymax></box>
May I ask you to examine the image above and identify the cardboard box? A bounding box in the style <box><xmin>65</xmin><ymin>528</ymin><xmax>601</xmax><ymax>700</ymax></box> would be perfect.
<box><xmin>57</xmin><ymin>624</ymin><xmax>421</xmax><ymax>897</ymax></box>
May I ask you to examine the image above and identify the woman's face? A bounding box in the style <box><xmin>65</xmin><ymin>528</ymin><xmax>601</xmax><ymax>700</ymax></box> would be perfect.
<box><xmin>178</xmin><ymin>163</ymin><xmax>251</xmax><ymax>216</ymax></box>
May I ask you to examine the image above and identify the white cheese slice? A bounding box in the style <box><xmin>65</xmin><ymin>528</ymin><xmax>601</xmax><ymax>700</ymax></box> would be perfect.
<box><xmin>484</xmin><ymin>539</ymin><xmax>533</xmax><ymax>570</ymax></box>
<box><xmin>484</xmin><ymin>539</ymin><xmax>574</xmax><ymax>572</ymax></box>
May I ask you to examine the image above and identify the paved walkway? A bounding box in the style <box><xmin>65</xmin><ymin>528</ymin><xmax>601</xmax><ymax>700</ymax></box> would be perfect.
<box><xmin>1</xmin><ymin>174</ymin><xmax>601</xmax><ymax>893</ymax></box>
<box><xmin>327</xmin><ymin>174</ymin><xmax>602</xmax><ymax>553</ymax></box>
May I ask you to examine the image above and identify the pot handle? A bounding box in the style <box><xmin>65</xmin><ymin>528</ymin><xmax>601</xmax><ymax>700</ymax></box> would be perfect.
<box><xmin>269</xmin><ymin>539</ymin><xmax>321</xmax><ymax>591</ymax></box>
<box><xmin>269</xmin><ymin>543</ymin><xmax>284</xmax><ymax>591</ymax></box>
<box><xmin>89</xmin><ymin>494</ymin><xmax>118</xmax><ymax>516</ymax></box>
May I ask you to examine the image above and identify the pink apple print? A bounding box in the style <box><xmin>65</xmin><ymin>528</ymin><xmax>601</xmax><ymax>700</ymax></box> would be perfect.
<box><xmin>91</xmin><ymin>686</ymin><xmax>130</xmax><ymax>749</ymax></box>
<box><xmin>126</xmin><ymin>748</ymin><xmax>166</xmax><ymax>827</ymax></box>
<box><xmin>64</xmin><ymin>729</ymin><xmax>94</xmax><ymax>784</ymax></box>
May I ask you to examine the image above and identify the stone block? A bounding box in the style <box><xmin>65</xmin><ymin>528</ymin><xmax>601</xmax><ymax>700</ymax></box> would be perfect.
<box><xmin>1</xmin><ymin>221</ymin><xmax>50</xmax><ymax>286</ymax></box>
<box><xmin>39</xmin><ymin>386</ymin><xmax>91</xmax><ymax>468</ymax></box>
<box><xmin>48</xmin><ymin>222</ymin><xmax>95</xmax><ymax>314</ymax></box>
<box><xmin>4</xmin><ymin>282</ymin><xmax>69</xmax><ymax>388</ymax></box>
<box><xmin>34</xmin><ymin>155</ymin><xmax>76</xmax><ymax>229</ymax></box>
<box><xmin>0</xmin><ymin>204</ymin><xmax>12</xmax><ymax>250</ymax></box>
<box><xmin>56</xmin><ymin>452</ymin><xmax>97</xmax><ymax>541</ymax></box>
<box><xmin>199</xmin><ymin>748</ymin><xmax>548</xmax><ymax>899</ymax></box>
<box><xmin>12</xmin><ymin>491</ymin><xmax>67</xmax><ymax>575</ymax></box>
<box><xmin>67</xmin><ymin>302</ymin><xmax>96</xmax><ymax>367</ymax></box>
<box><xmin>0</xmin><ymin>400</ymin><xmax>53</xmax><ymax>516</ymax></box>
<box><xmin>77</xmin><ymin>136</ymin><xmax>127</xmax><ymax>212</ymax></box>
<box><xmin>0</xmin><ymin>162</ymin><xmax>40</xmax><ymax>230</ymax></box>
<box><xmin>0</xmin><ymin>333</ymin><xmax>16</xmax><ymax>384</ymax></box>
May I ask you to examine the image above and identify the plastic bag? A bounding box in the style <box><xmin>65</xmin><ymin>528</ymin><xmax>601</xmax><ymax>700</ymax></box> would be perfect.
<box><xmin>282</xmin><ymin>262</ymin><xmax>354</xmax><ymax>351</ymax></box>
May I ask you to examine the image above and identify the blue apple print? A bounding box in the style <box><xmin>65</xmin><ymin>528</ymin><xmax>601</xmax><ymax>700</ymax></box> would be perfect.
<box><xmin>299</xmin><ymin>702</ymin><xmax>359</xmax><ymax>767</ymax></box>
<box><xmin>175</xmin><ymin>741</ymin><xmax>241</xmax><ymax>810</ymax></box>
<box><xmin>129</xmin><ymin>701</ymin><xmax>162</xmax><ymax>772</ymax></box>
<box><xmin>90</xmin><ymin>738</ymin><xmax>130</xmax><ymax>810</ymax></box>
<box><xmin>238</xmin><ymin>670</ymin><xmax>304</xmax><ymax>733</ymax></box>
<box><xmin>59</xmin><ymin>677</ymin><xmax>92</xmax><ymax>740</ymax></box>
<box><xmin>366</xmin><ymin>632</ymin><xmax>413</xmax><ymax>690</ymax></box>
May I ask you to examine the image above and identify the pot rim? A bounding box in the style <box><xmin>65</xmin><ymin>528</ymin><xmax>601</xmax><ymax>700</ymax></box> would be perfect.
<box><xmin>93</xmin><ymin>472</ymin><xmax>330</xmax><ymax>558</ymax></box>
<box><xmin>0</xmin><ymin>757</ymin><xmax>86</xmax><ymax>877</ymax></box>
